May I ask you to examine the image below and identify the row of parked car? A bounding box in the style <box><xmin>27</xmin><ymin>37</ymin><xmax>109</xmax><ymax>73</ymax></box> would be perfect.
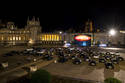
<box><xmin>55</xmin><ymin>47</ymin><xmax>124</xmax><ymax>69</ymax></box>
<box><xmin>2</xmin><ymin>47</ymin><xmax>124</xmax><ymax>69</ymax></box>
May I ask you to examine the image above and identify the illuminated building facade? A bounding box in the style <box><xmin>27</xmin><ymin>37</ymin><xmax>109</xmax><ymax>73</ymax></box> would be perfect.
<box><xmin>0</xmin><ymin>17</ymin><xmax>63</xmax><ymax>45</ymax></box>
<box><xmin>63</xmin><ymin>32</ymin><xmax>125</xmax><ymax>47</ymax></box>
<box><xmin>0</xmin><ymin>17</ymin><xmax>125</xmax><ymax>47</ymax></box>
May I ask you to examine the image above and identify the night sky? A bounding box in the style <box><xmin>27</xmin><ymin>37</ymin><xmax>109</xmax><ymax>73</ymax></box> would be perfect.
<box><xmin>0</xmin><ymin>1</ymin><xmax>125</xmax><ymax>32</ymax></box>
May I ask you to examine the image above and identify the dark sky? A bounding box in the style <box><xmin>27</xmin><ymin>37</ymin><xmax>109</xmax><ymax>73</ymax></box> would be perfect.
<box><xmin>0</xmin><ymin>1</ymin><xmax>125</xmax><ymax>32</ymax></box>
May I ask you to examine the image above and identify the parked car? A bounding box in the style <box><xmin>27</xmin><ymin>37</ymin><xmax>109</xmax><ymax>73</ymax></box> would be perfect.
<box><xmin>99</xmin><ymin>58</ymin><xmax>106</xmax><ymax>63</ymax></box>
<box><xmin>110</xmin><ymin>58</ymin><xmax>119</xmax><ymax>64</ymax></box>
<box><xmin>79</xmin><ymin>53</ymin><xmax>85</xmax><ymax>58</ymax></box>
<box><xmin>5</xmin><ymin>53</ymin><xmax>13</xmax><ymax>56</ymax></box>
<box><xmin>58</xmin><ymin>57</ymin><xmax>68</xmax><ymax>63</ymax></box>
<box><xmin>93</xmin><ymin>55</ymin><xmax>99</xmax><ymax>59</ymax></box>
<box><xmin>110</xmin><ymin>54</ymin><xmax>116</xmax><ymax>58</ymax></box>
<box><xmin>105</xmin><ymin>62</ymin><xmax>114</xmax><ymax>69</ymax></box>
<box><xmin>117</xmin><ymin>57</ymin><xmax>124</xmax><ymax>61</ymax></box>
<box><xmin>72</xmin><ymin>58</ymin><xmax>82</xmax><ymax>65</ymax></box>
<box><xmin>43</xmin><ymin>55</ymin><xmax>53</xmax><ymax>61</ymax></box>
<box><xmin>70</xmin><ymin>55</ymin><xmax>77</xmax><ymax>60</ymax></box>
<box><xmin>89</xmin><ymin>60</ymin><xmax>96</xmax><ymax>66</ymax></box>
<box><xmin>100</xmin><ymin>53</ymin><xmax>105</xmax><ymax>57</ymax></box>
<box><xmin>106</xmin><ymin>52</ymin><xmax>110</xmax><ymax>55</ymax></box>
<box><xmin>105</xmin><ymin>55</ymin><xmax>111</xmax><ymax>60</ymax></box>
<box><xmin>83</xmin><ymin>56</ymin><xmax>91</xmax><ymax>62</ymax></box>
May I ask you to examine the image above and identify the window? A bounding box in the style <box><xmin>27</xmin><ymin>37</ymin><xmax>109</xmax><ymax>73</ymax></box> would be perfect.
<box><xmin>16</xmin><ymin>37</ymin><xmax>18</xmax><ymax>40</ymax></box>
<box><xmin>19</xmin><ymin>37</ymin><xmax>21</xmax><ymax>40</ymax></box>
<box><xmin>10</xmin><ymin>37</ymin><xmax>12</xmax><ymax>40</ymax></box>
<box><xmin>1</xmin><ymin>36</ymin><xmax>3</xmax><ymax>40</ymax></box>
<box><xmin>13</xmin><ymin>37</ymin><xmax>15</xmax><ymax>40</ymax></box>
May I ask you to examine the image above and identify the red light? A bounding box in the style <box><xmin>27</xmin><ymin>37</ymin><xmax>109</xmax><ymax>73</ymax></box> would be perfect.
<box><xmin>74</xmin><ymin>35</ymin><xmax>91</xmax><ymax>41</ymax></box>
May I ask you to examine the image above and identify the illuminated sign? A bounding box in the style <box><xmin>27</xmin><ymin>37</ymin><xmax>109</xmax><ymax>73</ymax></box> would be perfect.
<box><xmin>74</xmin><ymin>35</ymin><xmax>91</xmax><ymax>41</ymax></box>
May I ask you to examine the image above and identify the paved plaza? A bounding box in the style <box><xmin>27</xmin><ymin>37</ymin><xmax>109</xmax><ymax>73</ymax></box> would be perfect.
<box><xmin>43</xmin><ymin>60</ymin><xmax>125</xmax><ymax>82</ymax></box>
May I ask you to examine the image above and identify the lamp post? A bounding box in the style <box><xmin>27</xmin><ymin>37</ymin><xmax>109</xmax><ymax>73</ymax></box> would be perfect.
<box><xmin>108</xmin><ymin>29</ymin><xmax>116</xmax><ymax>47</ymax></box>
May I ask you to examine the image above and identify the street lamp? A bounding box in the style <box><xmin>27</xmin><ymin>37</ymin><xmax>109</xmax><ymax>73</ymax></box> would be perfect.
<box><xmin>109</xmin><ymin>29</ymin><xmax>116</xmax><ymax>36</ymax></box>
<box><xmin>108</xmin><ymin>29</ymin><xmax>116</xmax><ymax>47</ymax></box>
<box><xmin>59</xmin><ymin>31</ymin><xmax>62</xmax><ymax>34</ymax></box>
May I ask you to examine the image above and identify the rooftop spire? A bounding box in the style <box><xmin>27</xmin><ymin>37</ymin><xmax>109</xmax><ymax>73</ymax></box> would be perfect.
<box><xmin>32</xmin><ymin>16</ymin><xmax>35</xmax><ymax>21</ymax></box>
<box><xmin>27</xmin><ymin>16</ymin><xmax>30</xmax><ymax>21</ymax></box>
<box><xmin>37</xmin><ymin>18</ymin><xmax>39</xmax><ymax>21</ymax></box>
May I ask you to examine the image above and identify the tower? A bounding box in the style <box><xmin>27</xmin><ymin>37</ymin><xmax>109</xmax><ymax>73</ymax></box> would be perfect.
<box><xmin>85</xmin><ymin>20</ymin><xmax>93</xmax><ymax>33</ymax></box>
<box><xmin>26</xmin><ymin>17</ymin><xmax>42</xmax><ymax>43</ymax></box>
<box><xmin>7</xmin><ymin>22</ymin><xmax>17</xmax><ymax>30</ymax></box>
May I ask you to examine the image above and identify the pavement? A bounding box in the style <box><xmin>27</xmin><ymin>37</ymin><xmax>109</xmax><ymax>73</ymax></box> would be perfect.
<box><xmin>0</xmin><ymin>46</ymin><xmax>125</xmax><ymax>83</ymax></box>
<box><xmin>0</xmin><ymin>57</ymin><xmax>57</xmax><ymax>83</ymax></box>
<box><xmin>43</xmin><ymin>61</ymin><xmax>125</xmax><ymax>83</ymax></box>
<box><xmin>100</xmin><ymin>47</ymin><xmax>125</xmax><ymax>53</ymax></box>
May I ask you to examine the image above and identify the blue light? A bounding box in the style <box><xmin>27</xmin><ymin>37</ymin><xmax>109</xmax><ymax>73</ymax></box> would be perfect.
<box><xmin>82</xmin><ymin>42</ymin><xmax>87</xmax><ymax>46</ymax></box>
<box><xmin>99</xmin><ymin>44</ymin><xmax>107</xmax><ymax>47</ymax></box>
<box><xmin>64</xmin><ymin>43</ymin><xmax>71</xmax><ymax>47</ymax></box>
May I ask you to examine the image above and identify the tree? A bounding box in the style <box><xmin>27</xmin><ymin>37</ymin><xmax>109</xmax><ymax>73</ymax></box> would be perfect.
<box><xmin>104</xmin><ymin>77</ymin><xmax>122</xmax><ymax>83</ymax></box>
<box><xmin>31</xmin><ymin>69</ymin><xmax>51</xmax><ymax>83</ymax></box>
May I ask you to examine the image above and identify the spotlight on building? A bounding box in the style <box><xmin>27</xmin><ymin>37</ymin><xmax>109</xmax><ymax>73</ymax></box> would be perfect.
<box><xmin>29</xmin><ymin>39</ymin><xmax>34</xmax><ymax>44</ymax></box>
<box><xmin>109</xmin><ymin>29</ymin><xmax>116</xmax><ymax>36</ymax></box>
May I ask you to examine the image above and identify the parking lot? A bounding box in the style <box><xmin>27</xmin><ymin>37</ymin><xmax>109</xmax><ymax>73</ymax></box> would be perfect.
<box><xmin>0</xmin><ymin>46</ymin><xmax>125</xmax><ymax>82</ymax></box>
<box><xmin>41</xmin><ymin>47</ymin><xmax>125</xmax><ymax>82</ymax></box>
<box><xmin>0</xmin><ymin>46</ymin><xmax>43</xmax><ymax>72</ymax></box>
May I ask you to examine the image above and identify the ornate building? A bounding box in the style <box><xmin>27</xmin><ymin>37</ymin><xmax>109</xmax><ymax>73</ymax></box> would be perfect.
<box><xmin>0</xmin><ymin>17</ymin><xmax>63</xmax><ymax>45</ymax></box>
<box><xmin>1</xmin><ymin>17</ymin><xmax>124</xmax><ymax>47</ymax></box>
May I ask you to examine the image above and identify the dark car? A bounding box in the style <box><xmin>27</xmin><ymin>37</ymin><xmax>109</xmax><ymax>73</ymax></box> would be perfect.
<box><xmin>58</xmin><ymin>57</ymin><xmax>68</xmax><ymax>63</ymax></box>
<box><xmin>23</xmin><ymin>50</ymin><xmax>29</xmax><ymax>55</ymax></box>
<box><xmin>79</xmin><ymin>53</ymin><xmax>85</xmax><ymax>58</ymax></box>
<box><xmin>106</xmin><ymin>52</ymin><xmax>110</xmax><ymax>55</ymax></box>
<box><xmin>43</xmin><ymin>55</ymin><xmax>53</xmax><ymax>61</ymax></box>
<box><xmin>70</xmin><ymin>55</ymin><xmax>77</xmax><ymax>60</ymax></box>
<box><xmin>117</xmin><ymin>57</ymin><xmax>124</xmax><ymax>61</ymax></box>
<box><xmin>105</xmin><ymin>55</ymin><xmax>111</xmax><ymax>60</ymax></box>
<box><xmin>105</xmin><ymin>62</ymin><xmax>114</xmax><ymax>69</ymax></box>
<box><xmin>100</xmin><ymin>53</ymin><xmax>105</xmax><ymax>57</ymax></box>
<box><xmin>37</xmin><ymin>53</ymin><xmax>43</xmax><ymax>56</ymax></box>
<box><xmin>5</xmin><ymin>53</ymin><xmax>13</xmax><ymax>56</ymax></box>
<box><xmin>89</xmin><ymin>60</ymin><xmax>96</xmax><ymax>66</ymax></box>
<box><xmin>10</xmin><ymin>51</ymin><xmax>17</xmax><ymax>54</ymax></box>
<box><xmin>83</xmin><ymin>56</ymin><xmax>91</xmax><ymax>62</ymax></box>
<box><xmin>99</xmin><ymin>58</ymin><xmax>106</xmax><ymax>63</ymax></box>
<box><xmin>110</xmin><ymin>58</ymin><xmax>119</xmax><ymax>64</ymax></box>
<box><xmin>72</xmin><ymin>58</ymin><xmax>82</xmax><ymax>65</ymax></box>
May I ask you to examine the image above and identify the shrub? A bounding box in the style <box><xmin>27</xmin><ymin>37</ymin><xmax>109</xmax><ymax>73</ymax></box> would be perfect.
<box><xmin>104</xmin><ymin>77</ymin><xmax>122</xmax><ymax>83</ymax></box>
<box><xmin>31</xmin><ymin>69</ymin><xmax>51</xmax><ymax>83</ymax></box>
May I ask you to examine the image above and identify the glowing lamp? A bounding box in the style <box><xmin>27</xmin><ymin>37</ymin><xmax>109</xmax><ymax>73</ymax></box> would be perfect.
<box><xmin>74</xmin><ymin>35</ymin><xmax>91</xmax><ymax>41</ymax></box>
<box><xmin>109</xmin><ymin>29</ymin><xmax>116</xmax><ymax>36</ymax></box>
